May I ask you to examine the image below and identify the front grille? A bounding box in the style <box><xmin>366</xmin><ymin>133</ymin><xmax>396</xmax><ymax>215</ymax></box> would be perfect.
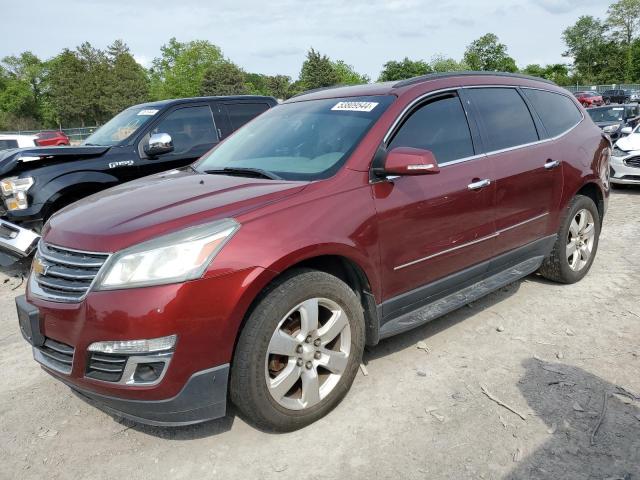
<box><xmin>624</xmin><ymin>156</ymin><xmax>640</xmax><ymax>168</ymax></box>
<box><xmin>32</xmin><ymin>242</ymin><xmax>109</xmax><ymax>302</ymax></box>
<box><xmin>86</xmin><ymin>352</ymin><xmax>127</xmax><ymax>382</ymax></box>
<box><xmin>35</xmin><ymin>338</ymin><xmax>75</xmax><ymax>374</ymax></box>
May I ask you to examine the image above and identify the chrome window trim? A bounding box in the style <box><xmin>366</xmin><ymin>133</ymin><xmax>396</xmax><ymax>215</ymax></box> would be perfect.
<box><xmin>379</xmin><ymin>84</ymin><xmax>585</xmax><ymax>174</ymax></box>
<box><xmin>394</xmin><ymin>212</ymin><xmax>550</xmax><ymax>271</ymax></box>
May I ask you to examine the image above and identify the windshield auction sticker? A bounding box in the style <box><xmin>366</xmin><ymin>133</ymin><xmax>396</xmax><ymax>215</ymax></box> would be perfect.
<box><xmin>331</xmin><ymin>101</ymin><xmax>379</xmax><ymax>112</ymax></box>
<box><xmin>137</xmin><ymin>109</ymin><xmax>159</xmax><ymax>116</ymax></box>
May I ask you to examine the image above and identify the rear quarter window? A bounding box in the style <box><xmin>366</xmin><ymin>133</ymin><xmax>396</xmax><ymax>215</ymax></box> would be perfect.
<box><xmin>522</xmin><ymin>89</ymin><xmax>583</xmax><ymax>138</ymax></box>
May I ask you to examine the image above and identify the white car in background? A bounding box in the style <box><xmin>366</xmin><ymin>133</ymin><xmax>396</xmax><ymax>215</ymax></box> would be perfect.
<box><xmin>0</xmin><ymin>134</ymin><xmax>38</xmax><ymax>151</ymax></box>
<box><xmin>611</xmin><ymin>124</ymin><xmax>640</xmax><ymax>186</ymax></box>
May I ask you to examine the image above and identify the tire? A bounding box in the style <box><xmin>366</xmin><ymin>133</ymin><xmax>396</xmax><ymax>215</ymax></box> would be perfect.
<box><xmin>605</xmin><ymin>99</ymin><xmax>611</xmax><ymax>105</ymax></box>
<box><xmin>539</xmin><ymin>195</ymin><xmax>601</xmax><ymax>284</ymax></box>
<box><xmin>230</xmin><ymin>268</ymin><xmax>365</xmax><ymax>431</ymax></box>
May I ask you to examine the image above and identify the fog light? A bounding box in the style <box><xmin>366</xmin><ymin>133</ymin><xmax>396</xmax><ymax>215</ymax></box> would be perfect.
<box><xmin>133</xmin><ymin>362</ymin><xmax>166</xmax><ymax>383</ymax></box>
<box><xmin>87</xmin><ymin>334</ymin><xmax>176</xmax><ymax>354</ymax></box>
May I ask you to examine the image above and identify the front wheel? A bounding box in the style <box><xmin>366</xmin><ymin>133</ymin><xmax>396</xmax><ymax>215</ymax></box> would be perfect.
<box><xmin>230</xmin><ymin>269</ymin><xmax>365</xmax><ymax>431</ymax></box>
<box><xmin>539</xmin><ymin>195</ymin><xmax>601</xmax><ymax>284</ymax></box>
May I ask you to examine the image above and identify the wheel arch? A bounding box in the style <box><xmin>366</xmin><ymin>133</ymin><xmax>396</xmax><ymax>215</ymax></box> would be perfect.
<box><xmin>575</xmin><ymin>181</ymin><xmax>605</xmax><ymax>224</ymax></box>
<box><xmin>234</xmin><ymin>251</ymin><xmax>382</xmax><ymax>353</ymax></box>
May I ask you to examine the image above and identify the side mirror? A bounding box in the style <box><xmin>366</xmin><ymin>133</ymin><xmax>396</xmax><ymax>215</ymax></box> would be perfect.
<box><xmin>384</xmin><ymin>147</ymin><xmax>440</xmax><ymax>176</ymax></box>
<box><xmin>145</xmin><ymin>133</ymin><xmax>174</xmax><ymax>157</ymax></box>
<box><xmin>620</xmin><ymin>126</ymin><xmax>633</xmax><ymax>135</ymax></box>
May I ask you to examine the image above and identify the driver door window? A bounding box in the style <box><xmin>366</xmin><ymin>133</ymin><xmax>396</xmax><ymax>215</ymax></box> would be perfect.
<box><xmin>152</xmin><ymin>106</ymin><xmax>218</xmax><ymax>157</ymax></box>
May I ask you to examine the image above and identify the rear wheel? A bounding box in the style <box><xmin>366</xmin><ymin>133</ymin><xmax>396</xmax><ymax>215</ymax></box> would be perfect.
<box><xmin>539</xmin><ymin>195</ymin><xmax>600</xmax><ymax>284</ymax></box>
<box><xmin>230</xmin><ymin>269</ymin><xmax>365</xmax><ymax>431</ymax></box>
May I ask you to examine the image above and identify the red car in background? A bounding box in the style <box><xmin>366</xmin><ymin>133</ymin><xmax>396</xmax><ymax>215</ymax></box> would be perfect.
<box><xmin>35</xmin><ymin>131</ymin><xmax>70</xmax><ymax>146</ymax></box>
<box><xmin>574</xmin><ymin>91</ymin><xmax>604</xmax><ymax>107</ymax></box>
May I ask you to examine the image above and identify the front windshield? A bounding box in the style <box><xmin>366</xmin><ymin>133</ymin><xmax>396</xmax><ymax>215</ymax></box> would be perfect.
<box><xmin>195</xmin><ymin>95</ymin><xmax>395</xmax><ymax>181</ymax></box>
<box><xmin>83</xmin><ymin>106</ymin><xmax>161</xmax><ymax>146</ymax></box>
<box><xmin>588</xmin><ymin>107</ymin><xmax>624</xmax><ymax>123</ymax></box>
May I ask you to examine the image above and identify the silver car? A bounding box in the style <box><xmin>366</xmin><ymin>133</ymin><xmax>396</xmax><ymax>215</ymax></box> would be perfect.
<box><xmin>611</xmin><ymin>124</ymin><xmax>640</xmax><ymax>185</ymax></box>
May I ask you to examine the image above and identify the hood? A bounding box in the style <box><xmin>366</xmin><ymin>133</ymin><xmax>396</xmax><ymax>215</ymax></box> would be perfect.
<box><xmin>0</xmin><ymin>145</ymin><xmax>110</xmax><ymax>176</ymax></box>
<box><xmin>615</xmin><ymin>133</ymin><xmax>640</xmax><ymax>152</ymax></box>
<box><xmin>594</xmin><ymin>121</ymin><xmax>621</xmax><ymax>129</ymax></box>
<box><xmin>43</xmin><ymin>169</ymin><xmax>308</xmax><ymax>252</ymax></box>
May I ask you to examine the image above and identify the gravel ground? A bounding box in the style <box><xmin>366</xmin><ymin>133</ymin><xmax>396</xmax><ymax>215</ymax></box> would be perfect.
<box><xmin>1</xmin><ymin>188</ymin><xmax>639</xmax><ymax>480</ymax></box>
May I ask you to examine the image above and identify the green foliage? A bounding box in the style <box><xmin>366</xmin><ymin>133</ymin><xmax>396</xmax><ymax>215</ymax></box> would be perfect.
<box><xmin>333</xmin><ymin>60</ymin><xmax>370</xmax><ymax>84</ymax></box>
<box><xmin>200</xmin><ymin>61</ymin><xmax>247</xmax><ymax>96</ymax></box>
<box><xmin>429</xmin><ymin>55</ymin><xmax>468</xmax><ymax>73</ymax></box>
<box><xmin>463</xmin><ymin>33</ymin><xmax>518</xmax><ymax>72</ymax></box>
<box><xmin>299</xmin><ymin>48</ymin><xmax>340</xmax><ymax>90</ymax></box>
<box><xmin>150</xmin><ymin>38</ymin><xmax>224</xmax><ymax>99</ymax></box>
<box><xmin>378</xmin><ymin>57</ymin><xmax>432</xmax><ymax>81</ymax></box>
<box><xmin>607</xmin><ymin>0</ymin><xmax>640</xmax><ymax>43</ymax></box>
<box><xmin>102</xmin><ymin>40</ymin><xmax>150</xmax><ymax>118</ymax></box>
<box><xmin>521</xmin><ymin>63</ymin><xmax>570</xmax><ymax>84</ymax></box>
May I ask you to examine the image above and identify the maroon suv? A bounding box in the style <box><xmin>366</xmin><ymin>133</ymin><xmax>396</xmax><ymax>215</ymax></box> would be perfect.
<box><xmin>17</xmin><ymin>72</ymin><xmax>610</xmax><ymax>431</ymax></box>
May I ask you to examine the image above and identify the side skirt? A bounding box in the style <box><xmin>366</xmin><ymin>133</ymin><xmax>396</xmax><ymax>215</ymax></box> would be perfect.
<box><xmin>378</xmin><ymin>254</ymin><xmax>546</xmax><ymax>340</ymax></box>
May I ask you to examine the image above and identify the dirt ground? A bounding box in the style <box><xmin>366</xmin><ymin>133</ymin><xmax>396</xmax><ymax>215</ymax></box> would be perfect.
<box><xmin>1</xmin><ymin>188</ymin><xmax>639</xmax><ymax>480</ymax></box>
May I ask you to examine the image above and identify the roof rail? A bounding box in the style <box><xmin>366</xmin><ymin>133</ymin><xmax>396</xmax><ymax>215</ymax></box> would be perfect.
<box><xmin>393</xmin><ymin>71</ymin><xmax>557</xmax><ymax>88</ymax></box>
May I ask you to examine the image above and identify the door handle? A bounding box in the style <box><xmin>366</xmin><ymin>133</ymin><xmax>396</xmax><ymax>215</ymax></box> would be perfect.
<box><xmin>467</xmin><ymin>179</ymin><xmax>491</xmax><ymax>190</ymax></box>
<box><xmin>544</xmin><ymin>159</ymin><xmax>560</xmax><ymax>170</ymax></box>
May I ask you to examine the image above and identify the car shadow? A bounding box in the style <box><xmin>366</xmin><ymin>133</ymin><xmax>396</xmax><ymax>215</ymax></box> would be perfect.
<box><xmin>611</xmin><ymin>185</ymin><xmax>640</xmax><ymax>196</ymax></box>
<box><xmin>364</xmin><ymin>277</ymin><xmax>522</xmax><ymax>363</ymax></box>
<box><xmin>506</xmin><ymin>358</ymin><xmax>639</xmax><ymax>479</ymax></box>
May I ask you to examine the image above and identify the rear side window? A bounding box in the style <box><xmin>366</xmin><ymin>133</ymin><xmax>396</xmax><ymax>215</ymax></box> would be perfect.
<box><xmin>388</xmin><ymin>95</ymin><xmax>474</xmax><ymax>164</ymax></box>
<box><xmin>522</xmin><ymin>89</ymin><xmax>582</xmax><ymax>137</ymax></box>
<box><xmin>226</xmin><ymin>103</ymin><xmax>270</xmax><ymax>130</ymax></box>
<box><xmin>467</xmin><ymin>88</ymin><xmax>538</xmax><ymax>152</ymax></box>
<box><xmin>0</xmin><ymin>140</ymin><xmax>18</xmax><ymax>150</ymax></box>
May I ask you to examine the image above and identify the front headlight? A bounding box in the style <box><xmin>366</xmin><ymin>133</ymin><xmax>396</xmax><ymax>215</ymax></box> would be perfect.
<box><xmin>0</xmin><ymin>176</ymin><xmax>34</xmax><ymax>196</ymax></box>
<box><xmin>1</xmin><ymin>176</ymin><xmax>34</xmax><ymax>211</ymax></box>
<box><xmin>603</xmin><ymin>124</ymin><xmax>620</xmax><ymax>133</ymax></box>
<box><xmin>96</xmin><ymin>218</ymin><xmax>239</xmax><ymax>290</ymax></box>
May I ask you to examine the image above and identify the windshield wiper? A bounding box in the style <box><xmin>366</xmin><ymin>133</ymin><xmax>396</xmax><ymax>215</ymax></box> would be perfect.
<box><xmin>204</xmin><ymin>167</ymin><xmax>282</xmax><ymax>180</ymax></box>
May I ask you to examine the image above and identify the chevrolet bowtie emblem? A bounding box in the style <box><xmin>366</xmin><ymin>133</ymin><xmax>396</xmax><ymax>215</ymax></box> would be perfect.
<box><xmin>33</xmin><ymin>257</ymin><xmax>50</xmax><ymax>276</ymax></box>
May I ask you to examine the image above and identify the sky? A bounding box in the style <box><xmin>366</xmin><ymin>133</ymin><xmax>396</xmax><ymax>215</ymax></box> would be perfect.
<box><xmin>2</xmin><ymin>0</ymin><xmax>608</xmax><ymax>79</ymax></box>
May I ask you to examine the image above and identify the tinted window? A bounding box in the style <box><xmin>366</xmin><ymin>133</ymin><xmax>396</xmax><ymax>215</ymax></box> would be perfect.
<box><xmin>196</xmin><ymin>96</ymin><xmax>394</xmax><ymax>181</ymax></box>
<box><xmin>522</xmin><ymin>89</ymin><xmax>582</xmax><ymax>137</ymax></box>
<box><xmin>152</xmin><ymin>105</ymin><xmax>218</xmax><ymax>155</ymax></box>
<box><xmin>467</xmin><ymin>88</ymin><xmax>538</xmax><ymax>151</ymax></box>
<box><xmin>388</xmin><ymin>95</ymin><xmax>474</xmax><ymax>164</ymax></box>
<box><xmin>0</xmin><ymin>140</ymin><xmax>18</xmax><ymax>151</ymax></box>
<box><xmin>226</xmin><ymin>103</ymin><xmax>270</xmax><ymax>130</ymax></box>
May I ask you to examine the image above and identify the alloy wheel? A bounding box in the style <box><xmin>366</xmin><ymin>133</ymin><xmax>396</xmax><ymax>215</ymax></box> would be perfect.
<box><xmin>265</xmin><ymin>297</ymin><xmax>351</xmax><ymax>410</ymax></box>
<box><xmin>566</xmin><ymin>209</ymin><xmax>595</xmax><ymax>271</ymax></box>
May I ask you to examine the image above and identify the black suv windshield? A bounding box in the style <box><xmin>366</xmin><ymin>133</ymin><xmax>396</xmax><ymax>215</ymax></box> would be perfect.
<box><xmin>84</xmin><ymin>106</ymin><xmax>161</xmax><ymax>146</ymax></box>
<box><xmin>588</xmin><ymin>107</ymin><xmax>624</xmax><ymax>123</ymax></box>
<box><xmin>195</xmin><ymin>95</ymin><xmax>394</xmax><ymax>181</ymax></box>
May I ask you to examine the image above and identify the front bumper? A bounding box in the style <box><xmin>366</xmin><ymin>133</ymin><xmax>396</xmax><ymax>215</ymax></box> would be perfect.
<box><xmin>0</xmin><ymin>218</ymin><xmax>39</xmax><ymax>263</ymax></box>
<box><xmin>18</xmin><ymin>265</ymin><xmax>271</xmax><ymax>426</ymax></box>
<box><xmin>63</xmin><ymin>364</ymin><xmax>229</xmax><ymax>426</ymax></box>
<box><xmin>610</xmin><ymin>155</ymin><xmax>640</xmax><ymax>184</ymax></box>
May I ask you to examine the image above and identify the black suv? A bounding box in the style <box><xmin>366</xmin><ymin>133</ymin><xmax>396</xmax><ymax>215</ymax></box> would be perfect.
<box><xmin>0</xmin><ymin>95</ymin><xmax>277</xmax><ymax>264</ymax></box>
<box><xmin>602</xmin><ymin>89</ymin><xmax>631</xmax><ymax>104</ymax></box>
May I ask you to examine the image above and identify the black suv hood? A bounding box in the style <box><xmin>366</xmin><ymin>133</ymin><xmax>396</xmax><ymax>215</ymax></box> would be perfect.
<box><xmin>0</xmin><ymin>145</ymin><xmax>110</xmax><ymax>176</ymax></box>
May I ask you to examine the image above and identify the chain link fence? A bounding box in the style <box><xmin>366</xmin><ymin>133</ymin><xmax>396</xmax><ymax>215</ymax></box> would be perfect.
<box><xmin>563</xmin><ymin>84</ymin><xmax>640</xmax><ymax>93</ymax></box>
<box><xmin>0</xmin><ymin>126</ymin><xmax>99</xmax><ymax>145</ymax></box>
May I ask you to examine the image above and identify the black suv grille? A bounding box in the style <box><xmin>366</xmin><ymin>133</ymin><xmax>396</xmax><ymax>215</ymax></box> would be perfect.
<box><xmin>86</xmin><ymin>352</ymin><xmax>127</xmax><ymax>382</ymax></box>
<box><xmin>625</xmin><ymin>156</ymin><xmax>640</xmax><ymax>168</ymax></box>
<box><xmin>33</xmin><ymin>243</ymin><xmax>109</xmax><ymax>302</ymax></box>
<box><xmin>35</xmin><ymin>338</ymin><xmax>75</xmax><ymax>374</ymax></box>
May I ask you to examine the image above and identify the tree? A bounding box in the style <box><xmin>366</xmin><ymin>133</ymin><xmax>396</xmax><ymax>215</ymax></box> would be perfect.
<box><xmin>463</xmin><ymin>33</ymin><xmax>517</xmax><ymax>72</ymax></box>
<box><xmin>299</xmin><ymin>48</ymin><xmax>340</xmax><ymax>90</ymax></box>
<box><xmin>607</xmin><ymin>0</ymin><xmax>640</xmax><ymax>81</ymax></box>
<box><xmin>429</xmin><ymin>54</ymin><xmax>468</xmax><ymax>73</ymax></box>
<box><xmin>266</xmin><ymin>75</ymin><xmax>292</xmax><ymax>99</ymax></box>
<box><xmin>150</xmin><ymin>38</ymin><xmax>224</xmax><ymax>99</ymax></box>
<box><xmin>333</xmin><ymin>60</ymin><xmax>369</xmax><ymax>85</ymax></box>
<box><xmin>102</xmin><ymin>40</ymin><xmax>149</xmax><ymax>118</ymax></box>
<box><xmin>200</xmin><ymin>61</ymin><xmax>247</xmax><ymax>96</ymax></box>
<box><xmin>522</xmin><ymin>63</ymin><xmax>570</xmax><ymax>84</ymax></box>
<box><xmin>46</xmin><ymin>49</ymin><xmax>88</xmax><ymax>126</ymax></box>
<box><xmin>378</xmin><ymin>57</ymin><xmax>431</xmax><ymax>81</ymax></box>
<box><xmin>2</xmin><ymin>52</ymin><xmax>45</xmax><ymax>107</ymax></box>
<box><xmin>562</xmin><ymin>16</ymin><xmax>609</xmax><ymax>82</ymax></box>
